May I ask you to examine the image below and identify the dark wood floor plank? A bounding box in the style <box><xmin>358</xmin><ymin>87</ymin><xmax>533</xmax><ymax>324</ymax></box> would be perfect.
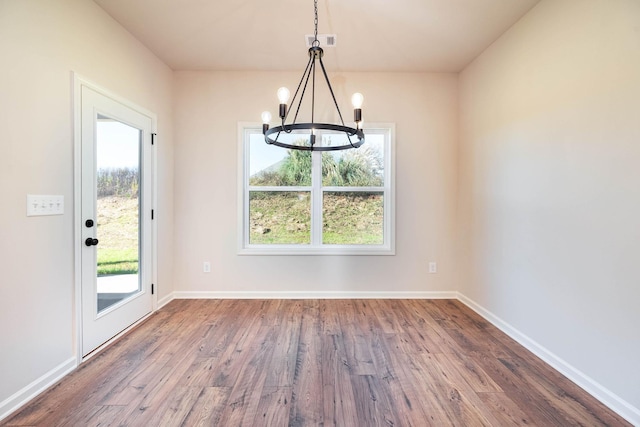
<box><xmin>1</xmin><ymin>299</ymin><xmax>631</xmax><ymax>427</ymax></box>
<box><xmin>380</xmin><ymin>337</ymin><xmax>454</xmax><ymax>425</ymax></box>
<box><xmin>321</xmin><ymin>334</ymin><xmax>359</xmax><ymax>426</ymax></box>
<box><xmin>476</xmin><ymin>392</ymin><xmax>536</xmax><ymax>426</ymax></box>
<box><xmin>264</xmin><ymin>300</ymin><xmax>302</xmax><ymax>388</ymax></box>
<box><xmin>432</xmin><ymin>350</ymin><xmax>502</xmax><ymax>393</ymax></box>
<box><xmin>289</xmin><ymin>300</ymin><xmax>324</xmax><ymax>426</ymax></box>
<box><xmin>201</xmin><ymin>301</ymin><xmax>266</xmax><ymax>388</ymax></box>
<box><xmin>470</xmin><ymin>351</ymin><xmax>576</xmax><ymax>426</ymax></box>
<box><xmin>411</xmin><ymin>352</ymin><xmax>502</xmax><ymax>426</ymax></box>
<box><xmin>369</xmin><ymin>299</ymin><xmax>408</xmax><ymax>334</ymax></box>
<box><xmin>398</xmin><ymin>300</ymin><xmax>466</xmax><ymax>354</ymax></box>
<box><xmin>180</xmin><ymin>386</ymin><xmax>230</xmax><ymax>427</ymax></box>
<box><xmin>62</xmin><ymin>405</ymin><xmax>125</xmax><ymax>427</ymax></box>
<box><xmin>255</xmin><ymin>386</ymin><xmax>292</xmax><ymax>427</ymax></box>
<box><xmin>350</xmin><ymin>375</ymin><xmax>397</xmax><ymax>426</ymax></box>
<box><xmin>217</xmin><ymin>324</ymin><xmax>277</xmax><ymax>426</ymax></box>
<box><xmin>319</xmin><ymin>299</ymin><xmax>342</xmax><ymax>336</ymax></box>
<box><xmin>148</xmin><ymin>385</ymin><xmax>204</xmax><ymax>426</ymax></box>
<box><xmin>337</xmin><ymin>300</ymin><xmax>377</xmax><ymax>376</ymax></box>
<box><xmin>501</xmin><ymin>355</ymin><xmax>629</xmax><ymax>426</ymax></box>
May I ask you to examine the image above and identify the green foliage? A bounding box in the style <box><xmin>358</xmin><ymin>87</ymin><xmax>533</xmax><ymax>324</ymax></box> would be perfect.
<box><xmin>323</xmin><ymin>145</ymin><xmax>384</xmax><ymax>187</ymax></box>
<box><xmin>96</xmin><ymin>196</ymin><xmax>139</xmax><ymax>276</ymax></box>
<box><xmin>97</xmin><ymin>168</ymin><xmax>139</xmax><ymax>198</ymax></box>
<box><xmin>249</xmin><ymin>191</ymin><xmax>383</xmax><ymax>245</ymax></box>
<box><xmin>280</xmin><ymin>150</ymin><xmax>312</xmax><ymax>186</ymax></box>
<box><xmin>250</xmin><ymin>192</ymin><xmax>310</xmax><ymax>244</ymax></box>
<box><xmin>248</xmin><ymin>141</ymin><xmax>385</xmax><ymax>245</ymax></box>
<box><xmin>98</xmin><ymin>248</ymin><xmax>138</xmax><ymax>276</ymax></box>
<box><xmin>322</xmin><ymin>193</ymin><xmax>383</xmax><ymax>244</ymax></box>
<box><xmin>251</xmin><ymin>143</ymin><xmax>383</xmax><ymax>187</ymax></box>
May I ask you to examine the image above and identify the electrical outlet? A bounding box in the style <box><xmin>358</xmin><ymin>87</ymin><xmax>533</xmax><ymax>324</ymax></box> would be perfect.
<box><xmin>27</xmin><ymin>195</ymin><xmax>64</xmax><ymax>216</ymax></box>
<box><xmin>203</xmin><ymin>262</ymin><xmax>211</xmax><ymax>273</ymax></box>
<box><xmin>428</xmin><ymin>262</ymin><xmax>437</xmax><ymax>274</ymax></box>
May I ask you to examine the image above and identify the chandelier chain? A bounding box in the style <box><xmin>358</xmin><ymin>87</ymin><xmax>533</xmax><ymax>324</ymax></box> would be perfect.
<box><xmin>313</xmin><ymin>0</ymin><xmax>319</xmax><ymax>46</ymax></box>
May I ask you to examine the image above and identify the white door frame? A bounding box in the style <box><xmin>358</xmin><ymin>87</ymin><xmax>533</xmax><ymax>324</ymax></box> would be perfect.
<box><xmin>73</xmin><ymin>73</ymin><xmax>158</xmax><ymax>362</ymax></box>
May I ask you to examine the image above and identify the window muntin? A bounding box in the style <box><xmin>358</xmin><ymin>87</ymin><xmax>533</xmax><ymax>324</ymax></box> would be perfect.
<box><xmin>240</xmin><ymin>125</ymin><xmax>394</xmax><ymax>255</ymax></box>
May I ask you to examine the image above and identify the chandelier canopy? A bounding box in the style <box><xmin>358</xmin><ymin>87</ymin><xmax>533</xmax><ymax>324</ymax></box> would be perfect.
<box><xmin>261</xmin><ymin>0</ymin><xmax>364</xmax><ymax>152</ymax></box>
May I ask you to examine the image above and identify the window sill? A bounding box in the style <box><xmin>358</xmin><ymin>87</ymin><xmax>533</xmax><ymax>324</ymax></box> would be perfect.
<box><xmin>238</xmin><ymin>245</ymin><xmax>395</xmax><ymax>256</ymax></box>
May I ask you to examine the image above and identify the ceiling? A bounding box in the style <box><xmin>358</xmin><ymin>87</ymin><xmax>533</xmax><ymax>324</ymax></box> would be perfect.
<box><xmin>94</xmin><ymin>0</ymin><xmax>540</xmax><ymax>72</ymax></box>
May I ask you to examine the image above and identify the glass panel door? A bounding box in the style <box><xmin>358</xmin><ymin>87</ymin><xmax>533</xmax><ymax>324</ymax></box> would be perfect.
<box><xmin>80</xmin><ymin>83</ymin><xmax>153</xmax><ymax>357</ymax></box>
<box><xmin>96</xmin><ymin>115</ymin><xmax>141</xmax><ymax>313</ymax></box>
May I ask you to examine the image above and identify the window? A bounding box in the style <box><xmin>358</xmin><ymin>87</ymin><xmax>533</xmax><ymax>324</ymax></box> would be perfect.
<box><xmin>238</xmin><ymin>124</ymin><xmax>395</xmax><ymax>255</ymax></box>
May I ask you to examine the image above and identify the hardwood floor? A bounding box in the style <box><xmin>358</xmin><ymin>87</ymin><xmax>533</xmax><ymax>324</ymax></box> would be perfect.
<box><xmin>2</xmin><ymin>299</ymin><xmax>630</xmax><ymax>426</ymax></box>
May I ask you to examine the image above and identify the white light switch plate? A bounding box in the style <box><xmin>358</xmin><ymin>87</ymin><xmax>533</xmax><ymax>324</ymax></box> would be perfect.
<box><xmin>27</xmin><ymin>195</ymin><xmax>64</xmax><ymax>216</ymax></box>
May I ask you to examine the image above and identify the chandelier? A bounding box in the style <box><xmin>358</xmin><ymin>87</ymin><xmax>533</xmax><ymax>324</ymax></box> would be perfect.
<box><xmin>261</xmin><ymin>0</ymin><xmax>364</xmax><ymax>151</ymax></box>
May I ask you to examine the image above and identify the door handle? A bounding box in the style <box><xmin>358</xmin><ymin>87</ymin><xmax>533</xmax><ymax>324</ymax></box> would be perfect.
<box><xmin>85</xmin><ymin>238</ymin><xmax>99</xmax><ymax>247</ymax></box>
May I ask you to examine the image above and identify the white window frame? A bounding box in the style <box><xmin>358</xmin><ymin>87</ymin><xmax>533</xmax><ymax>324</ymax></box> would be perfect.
<box><xmin>238</xmin><ymin>122</ymin><xmax>395</xmax><ymax>255</ymax></box>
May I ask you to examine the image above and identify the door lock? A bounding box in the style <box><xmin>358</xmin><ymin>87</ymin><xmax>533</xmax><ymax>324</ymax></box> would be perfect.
<box><xmin>85</xmin><ymin>219</ymin><xmax>94</xmax><ymax>227</ymax></box>
<box><xmin>85</xmin><ymin>238</ymin><xmax>99</xmax><ymax>247</ymax></box>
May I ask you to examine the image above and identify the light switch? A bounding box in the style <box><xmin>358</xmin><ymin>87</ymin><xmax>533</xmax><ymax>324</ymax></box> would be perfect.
<box><xmin>27</xmin><ymin>195</ymin><xmax>64</xmax><ymax>216</ymax></box>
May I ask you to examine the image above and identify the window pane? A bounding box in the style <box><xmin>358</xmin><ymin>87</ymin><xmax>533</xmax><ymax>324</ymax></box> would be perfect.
<box><xmin>323</xmin><ymin>192</ymin><xmax>384</xmax><ymax>244</ymax></box>
<box><xmin>249</xmin><ymin>134</ymin><xmax>311</xmax><ymax>186</ymax></box>
<box><xmin>322</xmin><ymin>135</ymin><xmax>384</xmax><ymax>186</ymax></box>
<box><xmin>250</xmin><ymin>191</ymin><xmax>311</xmax><ymax>244</ymax></box>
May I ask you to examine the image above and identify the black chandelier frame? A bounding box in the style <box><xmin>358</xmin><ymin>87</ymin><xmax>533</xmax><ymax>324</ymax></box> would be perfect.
<box><xmin>263</xmin><ymin>1</ymin><xmax>364</xmax><ymax>152</ymax></box>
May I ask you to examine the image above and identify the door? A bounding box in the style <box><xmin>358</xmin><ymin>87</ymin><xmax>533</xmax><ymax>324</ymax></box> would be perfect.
<box><xmin>80</xmin><ymin>85</ymin><xmax>154</xmax><ymax>357</ymax></box>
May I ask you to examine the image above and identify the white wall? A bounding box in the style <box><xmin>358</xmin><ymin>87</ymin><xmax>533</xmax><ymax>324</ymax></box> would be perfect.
<box><xmin>4</xmin><ymin>0</ymin><xmax>637</xmax><ymax>421</ymax></box>
<box><xmin>173</xmin><ymin>71</ymin><xmax>458</xmax><ymax>295</ymax></box>
<box><xmin>0</xmin><ymin>0</ymin><xmax>174</xmax><ymax>412</ymax></box>
<box><xmin>458</xmin><ymin>0</ymin><xmax>640</xmax><ymax>418</ymax></box>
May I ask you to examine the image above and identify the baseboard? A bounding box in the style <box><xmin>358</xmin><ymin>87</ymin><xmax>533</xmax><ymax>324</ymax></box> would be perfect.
<box><xmin>172</xmin><ymin>290</ymin><xmax>458</xmax><ymax>300</ymax></box>
<box><xmin>157</xmin><ymin>292</ymin><xmax>175</xmax><ymax>309</ymax></box>
<box><xmin>0</xmin><ymin>357</ymin><xmax>77</xmax><ymax>423</ymax></box>
<box><xmin>457</xmin><ymin>293</ymin><xmax>640</xmax><ymax>426</ymax></box>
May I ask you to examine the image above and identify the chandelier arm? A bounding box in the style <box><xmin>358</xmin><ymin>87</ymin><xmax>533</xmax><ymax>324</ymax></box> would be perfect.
<box><xmin>285</xmin><ymin>54</ymin><xmax>315</xmax><ymax>130</ymax></box>
<box><xmin>311</xmin><ymin>51</ymin><xmax>316</xmax><ymax>125</ymax></box>
<box><xmin>292</xmin><ymin>57</ymin><xmax>315</xmax><ymax>126</ymax></box>
<box><xmin>318</xmin><ymin>54</ymin><xmax>357</xmax><ymax>146</ymax></box>
<box><xmin>318</xmin><ymin>55</ymin><xmax>347</xmax><ymax>127</ymax></box>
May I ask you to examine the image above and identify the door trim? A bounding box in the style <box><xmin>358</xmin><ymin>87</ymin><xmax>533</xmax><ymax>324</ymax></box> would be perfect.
<box><xmin>73</xmin><ymin>73</ymin><xmax>158</xmax><ymax>363</ymax></box>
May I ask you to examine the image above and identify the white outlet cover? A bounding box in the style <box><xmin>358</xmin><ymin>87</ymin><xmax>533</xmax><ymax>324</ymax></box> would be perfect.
<box><xmin>428</xmin><ymin>262</ymin><xmax>437</xmax><ymax>273</ymax></box>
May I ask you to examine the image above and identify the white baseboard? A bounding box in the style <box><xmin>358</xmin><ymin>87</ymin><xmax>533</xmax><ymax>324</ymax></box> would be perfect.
<box><xmin>0</xmin><ymin>357</ymin><xmax>77</xmax><ymax>423</ymax></box>
<box><xmin>172</xmin><ymin>290</ymin><xmax>458</xmax><ymax>300</ymax></box>
<box><xmin>457</xmin><ymin>293</ymin><xmax>640</xmax><ymax>426</ymax></box>
<box><xmin>157</xmin><ymin>292</ymin><xmax>175</xmax><ymax>309</ymax></box>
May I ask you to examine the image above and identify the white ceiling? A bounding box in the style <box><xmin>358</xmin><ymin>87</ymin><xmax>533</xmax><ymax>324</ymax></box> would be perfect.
<box><xmin>94</xmin><ymin>0</ymin><xmax>540</xmax><ymax>72</ymax></box>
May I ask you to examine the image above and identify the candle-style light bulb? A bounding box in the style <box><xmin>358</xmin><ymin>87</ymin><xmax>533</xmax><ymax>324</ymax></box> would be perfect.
<box><xmin>351</xmin><ymin>92</ymin><xmax>364</xmax><ymax>109</ymax></box>
<box><xmin>261</xmin><ymin>111</ymin><xmax>272</xmax><ymax>134</ymax></box>
<box><xmin>277</xmin><ymin>87</ymin><xmax>290</xmax><ymax>104</ymax></box>
<box><xmin>277</xmin><ymin>87</ymin><xmax>290</xmax><ymax>119</ymax></box>
<box><xmin>352</xmin><ymin>92</ymin><xmax>363</xmax><ymax>125</ymax></box>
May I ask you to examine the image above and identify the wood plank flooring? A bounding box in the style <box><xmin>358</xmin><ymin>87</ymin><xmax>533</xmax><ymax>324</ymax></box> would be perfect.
<box><xmin>1</xmin><ymin>299</ymin><xmax>630</xmax><ymax>426</ymax></box>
